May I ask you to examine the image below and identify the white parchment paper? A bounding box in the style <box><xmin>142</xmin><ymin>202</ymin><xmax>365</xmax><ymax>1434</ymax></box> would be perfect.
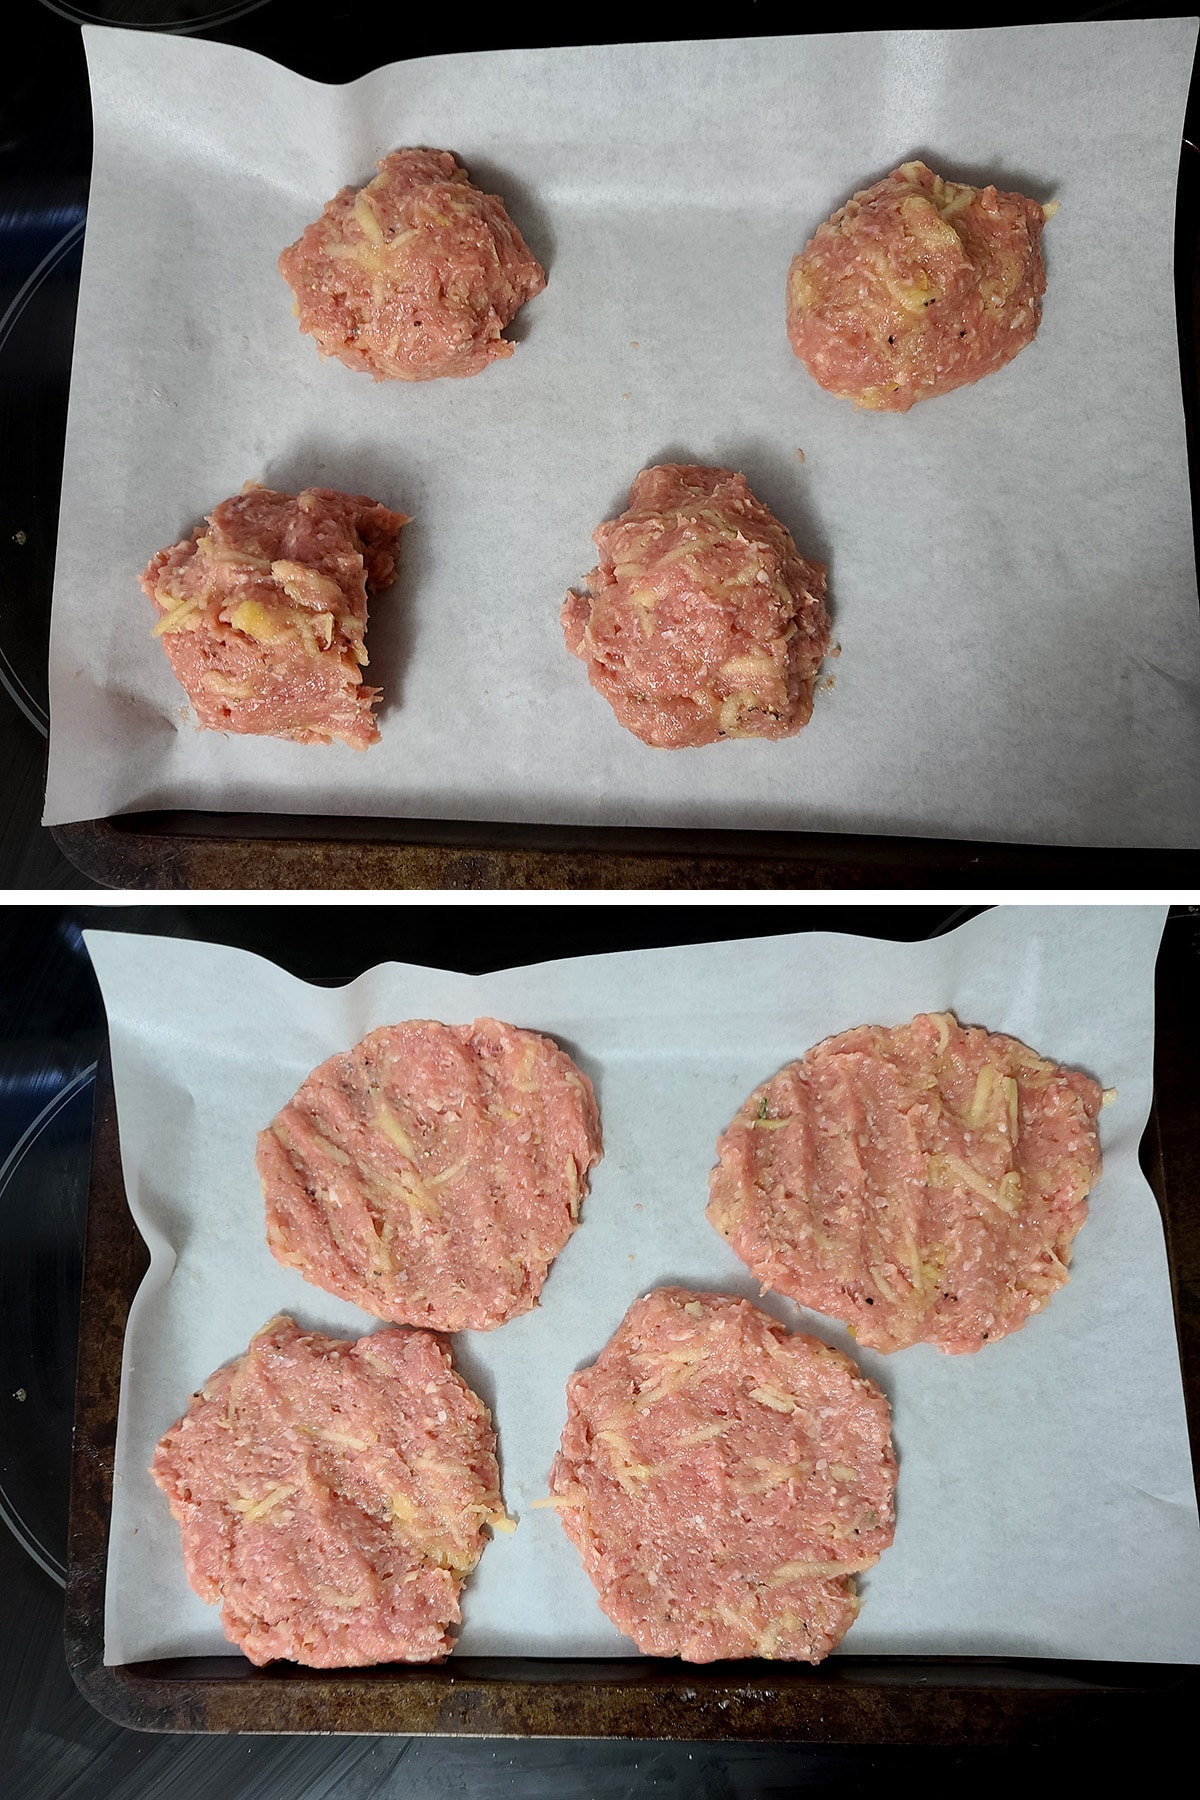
<box><xmin>88</xmin><ymin>908</ymin><xmax>1200</xmax><ymax>1666</ymax></box>
<box><xmin>45</xmin><ymin>23</ymin><xmax>1200</xmax><ymax>846</ymax></box>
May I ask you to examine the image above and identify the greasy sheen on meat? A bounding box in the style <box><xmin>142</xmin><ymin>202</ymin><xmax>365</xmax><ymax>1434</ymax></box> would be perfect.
<box><xmin>257</xmin><ymin>1018</ymin><xmax>603</xmax><ymax>1333</ymax></box>
<box><xmin>786</xmin><ymin>161</ymin><xmax>1056</xmax><ymax>411</ymax></box>
<box><xmin>140</xmin><ymin>483</ymin><xmax>406</xmax><ymax>748</ymax></box>
<box><xmin>562</xmin><ymin>464</ymin><xmax>830</xmax><ymax>749</ymax></box>
<box><xmin>149</xmin><ymin>1316</ymin><xmax>508</xmax><ymax>1667</ymax></box>
<box><xmin>279</xmin><ymin>148</ymin><xmax>546</xmax><ymax>381</ymax></box>
<box><xmin>708</xmin><ymin>1012</ymin><xmax>1107</xmax><ymax>1355</ymax></box>
<box><xmin>548</xmin><ymin>1288</ymin><xmax>895</xmax><ymax>1662</ymax></box>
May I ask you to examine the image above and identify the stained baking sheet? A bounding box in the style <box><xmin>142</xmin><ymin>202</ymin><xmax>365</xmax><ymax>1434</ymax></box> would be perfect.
<box><xmin>85</xmin><ymin>907</ymin><xmax>1200</xmax><ymax>1667</ymax></box>
<box><xmin>44</xmin><ymin>22</ymin><xmax>1200</xmax><ymax>848</ymax></box>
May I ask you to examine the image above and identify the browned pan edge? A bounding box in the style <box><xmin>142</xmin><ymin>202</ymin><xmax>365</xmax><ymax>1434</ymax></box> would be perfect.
<box><xmin>64</xmin><ymin>926</ymin><xmax>1200</xmax><ymax>1737</ymax></box>
<box><xmin>49</xmin><ymin>813</ymin><xmax>1200</xmax><ymax>892</ymax></box>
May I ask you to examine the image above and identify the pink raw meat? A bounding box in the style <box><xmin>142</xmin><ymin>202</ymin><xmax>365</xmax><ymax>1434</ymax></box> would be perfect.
<box><xmin>140</xmin><ymin>483</ymin><xmax>406</xmax><ymax>749</ymax></box>
<box><xmin>787</xmin><ymin>161</ymin><xmax>1055</xmax><ymax>411</ymax></box>
<box><xmin>562</xmin><ymin>464</ymin><xmax>829</xmax><ymax>749</ymax></box>
<box><xmin>257</xmin><ymin>1018</ymin><xmax>603</xmax><ymax>1333</ymax></box>
<box><xmin>149</xmin><ymin>1316</ymin><xmax>506</xmax><ymax>1667</ymax></box>
<box><xmin>549</xmin><ymin>1288</ymin><xmax>895</xmax><ymax>1662</ymax></box>
<box><xmin>708</xmin><ymin>1012</ymin><xmax>1106</xmax><ymax>1354</ymax></box>
<box><xmin>279</xmin><ymin>148</ymin><xmax>546</xmax><ymax>382</ymax></box>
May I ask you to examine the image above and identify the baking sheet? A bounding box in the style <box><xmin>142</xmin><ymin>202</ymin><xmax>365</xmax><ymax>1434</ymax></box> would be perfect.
<box><xmin>87</xmin><ymin>908</ymin><xmax>1200</xmax><ymax>1667</ymax></box>
<box><xmin>44</xmin><ymin>22</ymin><xmax>1200</xmax><ymax>847</ymax></box>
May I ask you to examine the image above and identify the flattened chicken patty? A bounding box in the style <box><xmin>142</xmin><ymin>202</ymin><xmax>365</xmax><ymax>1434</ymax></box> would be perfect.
<box><xmin>549</xmin><ymin>1288</ymin><xmax>895</xmax><ymax>1662</ymax></box>
<box><xmin>562</xmin><ymin>464</ymin><xmax>829</xmax><ymax>749</ymax></box>
<box><xmin>279</xmin><ymin>148</ymin><xmax>546</xmax><ymax>381</ymax></box>
<box><xmin>708</xmin><ymin>1012</ymin><xmax>1106</xmax><ymax>1353</ymax></box>
<box><xmin>787</xmin><ymin>161</ymin><xmax>1055</xmax><ymax>411</ymax></box>
<box><xmin>257</xmin><ymin>1018</ymin><xmax>602</xmax><ymax>1333</ymax></box>
<box><xmin>150</xmin><ymin>1316</ymin><xmax>506</xmax><ymax>1667</ymax></box>
<box><xmin>140</xmin><ymin>482</ymin><xmax>406</xmax><ymax>749</ymax></box>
